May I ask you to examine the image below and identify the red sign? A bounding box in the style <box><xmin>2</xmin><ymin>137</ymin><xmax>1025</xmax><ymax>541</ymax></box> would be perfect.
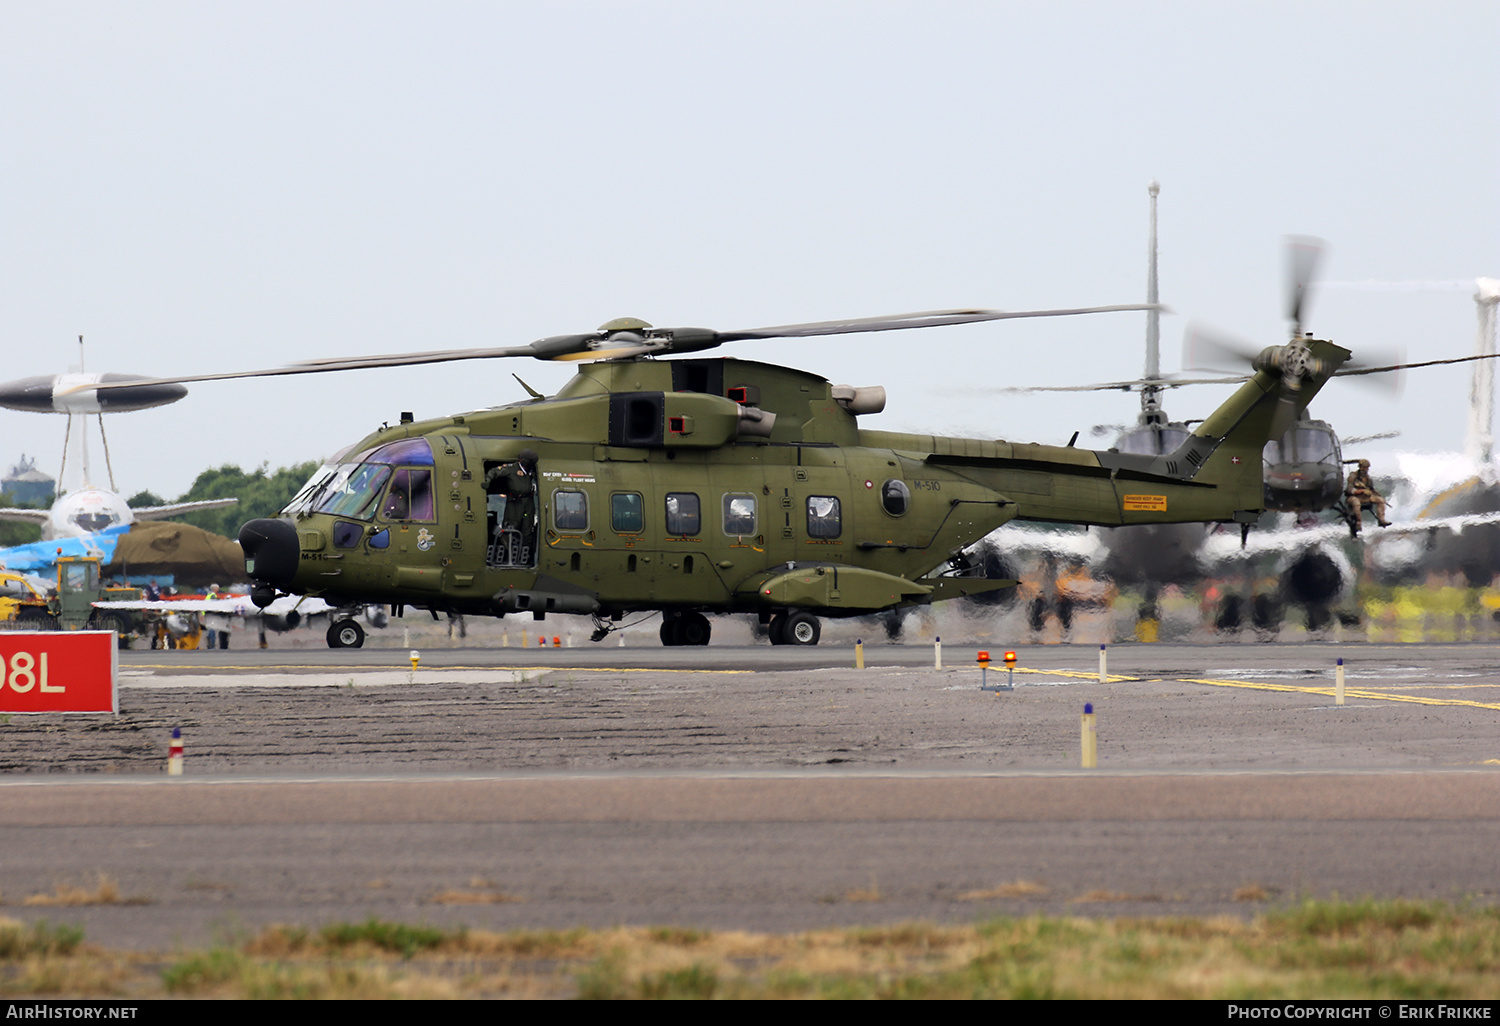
<box><xmin>0</xmin><ymin>632</ymin><xmax>118</xmax><ymax>714</ymax></box>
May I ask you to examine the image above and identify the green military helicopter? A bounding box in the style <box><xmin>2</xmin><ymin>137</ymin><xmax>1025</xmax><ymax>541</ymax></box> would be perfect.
<box><xmin>89</xmin><ymin>306</ymin><xmax>1350</xmax><ymax>647</ymax></box>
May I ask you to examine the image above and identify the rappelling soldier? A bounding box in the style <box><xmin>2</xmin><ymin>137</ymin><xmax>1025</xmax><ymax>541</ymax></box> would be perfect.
<box><xmin>1345</xmin><ymin>458</ymin><xmax>1390</xmax><ymax>528</ymax></box>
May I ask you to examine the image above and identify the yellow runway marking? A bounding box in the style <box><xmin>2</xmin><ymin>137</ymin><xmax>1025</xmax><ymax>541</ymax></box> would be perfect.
<box><xmin>1009</xmin><ymin>668</ymin><xmax>1138</xmax><ymax>683</ymax></box>
<box><xmin>1176</xmin><ymin>676</ymin><xmax>1500</xmax><ymax>711</ymax></box>
<box><xmin>1030</xmin><ymin>666</ymin><xmax>1500</xmax><ymax>712</ymax></box>
<box><xmin>1351</xmin><ymin>683</ymin><xmax>1500</xmax><ymax>691</ymax></box>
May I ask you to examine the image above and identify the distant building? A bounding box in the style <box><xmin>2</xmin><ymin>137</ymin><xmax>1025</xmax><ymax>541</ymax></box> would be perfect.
<box><xmin>2</xmin><ymin>455</ymin><xmax>56</xmax><ymax>506</ymax></box>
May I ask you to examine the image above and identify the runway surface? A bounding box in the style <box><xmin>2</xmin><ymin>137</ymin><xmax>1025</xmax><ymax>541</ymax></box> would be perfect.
<box><xmin>1</xmin><ymin>641</ymin><xmax>1497</xmax><ymax>948</ymax></box>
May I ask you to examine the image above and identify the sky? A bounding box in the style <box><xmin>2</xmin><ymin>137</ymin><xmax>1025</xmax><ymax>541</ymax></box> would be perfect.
<box><xmin>1</xmin><ymin>1</ymin><xmax>1496</xmax><ymax>501</ymax></box>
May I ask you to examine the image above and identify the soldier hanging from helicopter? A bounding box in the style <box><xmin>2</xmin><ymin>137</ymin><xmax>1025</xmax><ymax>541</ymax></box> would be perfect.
<box><xmin>483</xmin><ymin>449</ymin><xmax>539</xmax><ymax>568</ymax></box>
<box><xmin>1344</xmin><ymin>458</ymin><xmax>1390</xmax><ymax>529</ymax></box>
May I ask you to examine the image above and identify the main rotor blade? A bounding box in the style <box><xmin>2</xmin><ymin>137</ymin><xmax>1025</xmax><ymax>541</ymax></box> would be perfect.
<box><xmin>1182</xmin><ymin>321</ymin><xmax>1262</xmax><ymax>373</ymax></box>
<box><xmin>64</xmin><ymin>337</ymin><xmax>600</xmax><ymax>394</ymax></box>
<box><xmin>1331</xmin><ymin>346</ymin><xmax>1406</xmax><ymax>397</ymax></box>
<box><xmin>999</xmin><ymin>349</ymin><xmax>1500</xmax><ymax>397</ymax></box>
<box><xmin>985</xmin><ymin>374</ymin><xmax>1247</xmax><ymax>394</ymax></box>
<box><xmin>716</xmin><ymin>304</ymin><xmax>1165</xmax><ymax>341</ymax></box>
<box><xmin>1335</xmin><ymin>350</ymin><xmax>1500</xmax><ymax>378</ymax></box>
<box><xmin>74</xmin><ymin>304</ymin><xmax>1165</xmax><ymax>394</ymax></box>
<box><xmin>1285</xmin><ymin>235</ymin><xmax>1325</xmax><ymax>329</ymax></box>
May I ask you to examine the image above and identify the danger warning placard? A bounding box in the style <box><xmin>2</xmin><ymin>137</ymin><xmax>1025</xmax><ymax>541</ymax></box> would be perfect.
<box><xmin>0</xmin><ymin>632</ymin><xmax>118</xmax><ymax>714</ymax></box>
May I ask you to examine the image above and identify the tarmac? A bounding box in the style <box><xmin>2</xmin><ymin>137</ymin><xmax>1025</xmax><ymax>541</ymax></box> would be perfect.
<box><xmin>0</xmin><ymin>637</ymin><xmax>1497</xmax><ymax>947</ymax></box>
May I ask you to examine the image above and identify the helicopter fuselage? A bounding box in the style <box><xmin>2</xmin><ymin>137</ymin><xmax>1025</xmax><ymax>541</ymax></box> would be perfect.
<box><xmin>240</xmin><ymin>348</ymin><xmax>1343</xmax><ymax>645</ymax></box>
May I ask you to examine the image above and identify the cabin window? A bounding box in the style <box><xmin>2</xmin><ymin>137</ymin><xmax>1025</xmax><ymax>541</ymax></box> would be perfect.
<box><xmin>381</xmin><ymin>467</ymin><xmax>435</xmax><ymax>521</ymax></box>
<box><xmin>881</xmin><ymin>480</ymin><xmax>910</xmax><ymax>517</ymax></box>
<box><xmin>611</xmin><ymin>492</ymin><xmax>644</xmax><ymax>533</ymax></box>
<box><xmin>807</xmin><ymin>496</ymin><xmax>842</xmax><ymax>538</ymax></box>
<box><xmin>553</xmin><ymin>490</ymin><xmax>589</xmax><ymax>531</ymax></box>
<box><xmin>665</xmin><ymin>492</ymin><xmax>701</xmax><ymax>536</ymax></box>
<box><xmin>723</xmin><ymin>493</ymin><xmax>756</xmax><ymax>536</ymax></box>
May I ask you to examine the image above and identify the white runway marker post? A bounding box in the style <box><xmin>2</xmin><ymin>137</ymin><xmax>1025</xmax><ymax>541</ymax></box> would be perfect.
<box><xmin>1081</xmin><ymin>703</ymin><xmax>1097</xmax><ymax>769</ymax></box>
<box><xmin>168</xmin><ymin>728</ymin><xmax>183</xmax><ymax>776</ymax></box>
<box><xmin>1099</xmin><ymin>643</ymin><xmax>1108</xmax><ymax>684</ymax></box>
<box><xmin>855</xmin><ymin>638</ymin><xmax>864</xmax><ymax>670</ymax></box>
<box><xmin>934</xmin><ymin>636</ymin><xmax>942</xmax><ymax>670</ymax></box>
<box><xmin>1336</xmin><ymin>657</ymin><xmax>1345</xmax><ymax>706</ymax></box>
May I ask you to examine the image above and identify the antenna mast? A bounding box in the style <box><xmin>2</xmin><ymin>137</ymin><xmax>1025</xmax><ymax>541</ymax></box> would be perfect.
<box><xmin>1145</xmin><ymin>180</ymin><xmax>1160</xmax><ymax>381</ymax></box>
<box><xmin>1139</xmin><ymin>180</ymin><xmax>1166</xmax><ymax>429</ymax></box>
<box><xmin>1468</xmin><ymin>278</ymin><xmax>1500</xmax><ymax>468</ymax></box>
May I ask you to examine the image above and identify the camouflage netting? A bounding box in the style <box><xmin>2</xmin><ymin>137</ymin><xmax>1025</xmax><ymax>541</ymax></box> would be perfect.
<box><xmin>103</xmin><ymin>521</ymin><xmax>246</xmax><ymax>587</ymax></box>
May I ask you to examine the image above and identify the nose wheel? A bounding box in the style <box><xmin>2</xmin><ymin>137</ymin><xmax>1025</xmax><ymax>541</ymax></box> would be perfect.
<box><xmin>327</xmin><ymin>619</ymin><xmax>365</xmax><ymax>649</ymax></box>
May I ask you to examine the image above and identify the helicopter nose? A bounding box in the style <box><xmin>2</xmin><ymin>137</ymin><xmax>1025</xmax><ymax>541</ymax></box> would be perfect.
<box><xmin>239</xmin><ymin>518</ymin><xmax>299</xmax><ymax>589</ymax></box>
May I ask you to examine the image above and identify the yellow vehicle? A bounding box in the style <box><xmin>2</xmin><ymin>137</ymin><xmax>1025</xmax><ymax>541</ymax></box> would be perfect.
<box><xmin>0</xmin><ymin>569</ymin><xmax>52</xmax><ymax>627</ymax></box>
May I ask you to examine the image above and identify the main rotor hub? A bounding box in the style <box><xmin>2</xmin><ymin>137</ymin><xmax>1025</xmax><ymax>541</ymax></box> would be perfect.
<box><xmin>598</xmin><ymin>317</ymin><xmax>653</xmax><ymax>333</ymax></box>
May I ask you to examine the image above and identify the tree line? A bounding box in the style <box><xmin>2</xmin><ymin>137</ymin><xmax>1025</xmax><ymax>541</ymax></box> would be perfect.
<box><xmin>0</xmin><ymin>461</ymin><xmax>320</xmax><ymax>546</ymax></box>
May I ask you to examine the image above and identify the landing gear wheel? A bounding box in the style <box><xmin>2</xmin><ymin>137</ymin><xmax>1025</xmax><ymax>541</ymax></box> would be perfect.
<box><xmin>767</xmin><ymin>613</ymin><xmax>788</xmax><ymax>645</ymax></box>
<box><xmin>327</xmin><ymin>619</ymin><xmax>365</xmax><ymax>649</ymax></box>
<box><xmin>782</xmin><ymin>611</ymin><xmax>821</xmax><ymax>646</ymax></box>
<box><xmin>678</xmin><ymin>611</ymin><xmax>711</xmax><ymax>646</ymax></box>
<box><xmin>660</xmin><ymin>617</ymin><xmax>679</xmax><ymax>647</ymax></box>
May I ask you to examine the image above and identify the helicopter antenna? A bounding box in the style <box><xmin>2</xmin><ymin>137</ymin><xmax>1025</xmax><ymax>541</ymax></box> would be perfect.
<box><xmin>1138</xmin><ymin>181</ymin><xmax>1168</xmax><ymax>431</ymax></box>
<box><xmin>1145</xmin><ymin>180</ymin><xmax>1161</xmax><ymax>384</ymax></box>
<box><xmin>1469</xmin><ymin>278</ymin><xmax>1500</xmax><ymax>466</ymax></box>
<box><xmin>76</xmin><ymin>336</ymin><xmax>96</xmax><ymax>489</ymax></box>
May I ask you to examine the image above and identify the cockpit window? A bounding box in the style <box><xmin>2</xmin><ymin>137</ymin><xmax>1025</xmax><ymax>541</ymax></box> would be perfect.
<box><xmin>71</xmin><ymin>512</ymin><xmax>118</xmax><ymax>532</ymax></box>
<box><xmin>381</xmin><ymin>468</ymin><xmax>435</xmax><ymax>521</ymax></box>
<box><xmin>314</xmin><ymin>463</ymin><xmax>392</xmax><ymax>521</ymax></box>
<box><xmin>366</xmin><ymin>438</ymin><xmax>435</xmax><ymax>466</ymax></box>
<box><xmin>292</xmin><ymin>439</ymin><xmax>438</xmax><ymax>521</ymax></box>
<box><xmin>284</xmin><ymin>464</ymin><xmax>338</xmax><ymax>515</ymax></box>
<box><xmin>1263</xmin><ymin>428</ymin><xmax>1338</xmax><ymax>466</ymax></box>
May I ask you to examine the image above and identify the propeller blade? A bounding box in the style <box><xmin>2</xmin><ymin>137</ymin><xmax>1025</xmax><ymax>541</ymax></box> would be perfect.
<box><xmin>1284</xmin><ymin>235</ymin><xmax>1325</xmax><ymax>330</ymax></box>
